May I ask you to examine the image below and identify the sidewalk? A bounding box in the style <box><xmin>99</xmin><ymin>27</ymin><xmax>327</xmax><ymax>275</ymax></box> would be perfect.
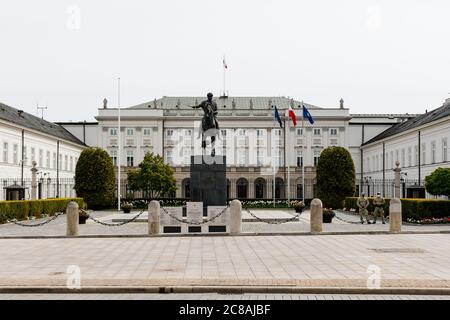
<box><xmin>0</xmin><ymin>233</ymin><xmax>449</xmax><ymax>293</ymax></box>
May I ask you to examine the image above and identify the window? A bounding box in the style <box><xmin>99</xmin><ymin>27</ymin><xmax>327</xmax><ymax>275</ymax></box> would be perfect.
<box><xmin>443</xmin><ymin>138</ymin><xmax>448</xmax><ymax>162</ymax></box>
<box><xmin>184</xmin><ymin>129</ymin><xmax>192</xmax><ymax>136</ymax></box>
<box><xmin>23</xmin><ymin>146</ymin><xmax>27</xmax><ymax>165</ymax></box>
<box><xmin>166</xmin><ymin>129</ymin><xmax>174</xmax><ymax>137</ymax></box>
<box><xmin>256</xmin><ymin>129</ymin><xmax>265</xmax><ymax>137</ymax></box>
<box><xmin>421</xmin><ymin>143</ymin><xmax>426</xmax><ymax>165</ymax></box>
<box><xmin>64</xmin><ymin>155</ymin><xmax>68</xmax><ymax>171</ymax></box>
<box><xmin>407</xmin><ymin>147</ymin><xmax>412</xmax><ymax>167</ymax></box>
<box><xmin>165</xmin><ymin>149</ymin><xmax>173</xmax><ymax>165</ymax></box>
<box><xmin>53</xmin><ymin>153</ymin><xmax>57</xmax><ymax>169</ymax></box>
<box><xmin>389</xmin><ymin>151</ymin><xmax>394</xmax><ymax>169</ymax></box>
<box><xmin>395</xmin><ymin>150</ymin><xmax>399</xmax><ymax>163</ymax></box>
<box><xmin>296</xmin><ymin>128</ymin><xmax>303</xmax><ymax>136</ymax></box>
<box><xmin>109</xmin><ymin>128</ymin><xmax>118</xmax><ymax>136</ymax></box>
<box><xmin>39</xmin><ymin>149</ymin><xmax>43</xmax><ymax>167</ymax></box>
<box><xmin>143</xmin><ymin>128</ymin><xmax>152</xmax><ymax>136</ymax></box>
<box><xmin>46</xmin><ymin>151</ymin><xmax>50</xmax><ymax>168</ymax></box>
<box><xmin>329</xmin><ymin>128</ymin><xmax>338</xmax><ymax>136</ymax></box>
<box><xmin>183</xmin><ymin>148</ymin><xmax>191</xmax><ymax>164</ymax></box>
<box><xmin>220</xmin><ymin>129</ymin><xmax>227</xmax><ymax>137</ymax></box>
<box><xmin>239</xmin><ymin>129</ymin><xmax>247</xmax><ymax>136</ymax></box>
<box><xmin>59</xmin><ymin>154</ymin><xmax>62</xmax><ymax>169</ymax></box>
<box><xmin>376</xmin><ymin>155</ymin><xmax>379</xmax><ymax>171</ymax></box>
<box><xmin>70</xmin><ymin>156</ymin><xmax>73</xmax><ymax>171</ymax></box>
<box><xmin>273</xmin><ymin>129</ymin><xmax>281</xmax><ymax>136</ymax></box>
<box><xmin>126</xmin><ymin>128</ymin><xmax>134</xmax><ymax>136</ymax></box>
<box><xmin>431</xmin><ymin>141</ymin><xmax>436</xmax><ymax>163</ymax></box>
<box><xmin>126</xmin><ymin>150</ymin><xmax>134</xmax><ymax>167</ymax></box>
<box><xmin>110</xmin><ymin>150</ymin><xmax>117</xmax><ymax>166</ymax></box>
<box><xmin>273</xmin><ymin>150</ymin><xmax>283</xmax><ymax>167</ymax></box>
<box><xmin>414</xmin><ymin>146</ymin><xmax>418</xmax><ymax>166</ymax></box>
<box><xmin>367</xmin><ymin>157</ymin><xmax>370</xmax><ymax>172</ymax></box>
<box><xmin>296</xmin><ymin>149</ymin><xmax>303</xmax><ymax>167</ymax></box>
<box><xmin>13</xmin><ymin>144</ymin><xmax>18</xmax><ymax>164</ymax></box>
<box><xmin>313</xmin><ymin>150</ymin><xmax>321</xmax><ymax>167</ymax></box>
<box><xmin>401</xmin><ymin>149</ymin><xmax>405</xmax><ymax>168</ymax></box>
<box><xmin>257</xmin><ymin>150</ymin><xmax>264</xmax><ymax>166</ymax></box>
<box><xmin>313</xmin><ymin>128</ymin><xmax>321</xmax><ymax>136</ymax></box>
<box><xmin>31</xmin><ymin>147</ymin><xmax>36</xmax><ymax>163</ymax></box>
<box><xmin>237</xmin><ymin>150</ymin><xmax>247</xmax><ymax>166</ymax></box>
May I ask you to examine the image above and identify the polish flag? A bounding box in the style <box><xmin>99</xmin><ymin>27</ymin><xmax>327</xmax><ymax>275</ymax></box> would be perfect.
<box><xmin>223</xmin><ymin>57</ymin><xmax>228</xmax><ymax>69</ymax></box>
<box><xmin>288</xmin><ymin>106</ymin><xmax>297</xmax><ymax>126</ymax></box>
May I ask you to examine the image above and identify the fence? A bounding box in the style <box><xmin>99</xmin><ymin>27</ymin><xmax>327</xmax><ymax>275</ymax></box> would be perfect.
<box><xmin>1</xmin><ymin>178</ymin><xmax>76</xmax><ymax>201</ymax></box>
<box><xmin>356</xmin><ymin>178</ymin><xmax>426</xmax><ymax>198</ymax></box>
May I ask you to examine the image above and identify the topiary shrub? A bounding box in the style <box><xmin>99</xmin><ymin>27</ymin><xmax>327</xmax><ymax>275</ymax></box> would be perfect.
<box><xmin>74</xmin><ymin>147</ymin><xmax>116</xmax><ymax>209</ymax></box>
<box><xmin>316</xmin><ymin>147</ymin><xmax>356</xmax><ymax>209</ymax></box>
<box><xmin>425</xmin><ymin>167</ymin><xmax>450</xmax><ymax>197</ymax></box>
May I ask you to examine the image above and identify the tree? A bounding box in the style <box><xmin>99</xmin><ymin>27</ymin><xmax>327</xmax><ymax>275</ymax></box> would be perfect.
<box><xmin>316</xmin><ymin>147</ymin><xmax>356</xmax><ymax>209</ymax></box>
<box><xmin>74</xmin><ymin>147</ymin><xmax>116</xmax><ymax>209</ymax></box>
<box><xmin>127</xmin><ymin>152</ymin><xmax>177</xmax><ymax>199</ymax></box>
<box><xmin>425</xmin><ymin>167</ymin><xmax>450</xmax><ymax>197</ymax></box>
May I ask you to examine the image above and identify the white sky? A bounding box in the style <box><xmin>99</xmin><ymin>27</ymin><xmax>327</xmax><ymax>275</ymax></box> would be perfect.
<box><xmin>1</xmin><ymin>0</ymin><xmax>449</xmax><ymax>122</ymax></box>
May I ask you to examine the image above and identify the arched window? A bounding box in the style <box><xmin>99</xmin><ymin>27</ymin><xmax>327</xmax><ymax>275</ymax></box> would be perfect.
<box><xmin>274</xmin><ymin>178</ymin><xmax>284</xmax><ymax>199</ymax></box>
<box><xmin>236</xmin><ymin>178</ymin><xmax>248</xmax><ymax>199</ymax></box>
<box><xmin>254</xmin><ymin>178</ymin><xmax>266</xmax><ymax>199</ymax></box>
<box><xmin>182</xmin><ymin>178</ymin><xmax>190</xmax><ymax>198</ymax></box>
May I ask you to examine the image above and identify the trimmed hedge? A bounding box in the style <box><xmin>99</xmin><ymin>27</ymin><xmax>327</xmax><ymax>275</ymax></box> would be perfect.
<box><xmin>0</xmin><ymin>198</ymin><xmax>85</xmax><ymax>224</ymax></box>
<box><xmin>344</xmin><ymin>197</ymin><xmax>450</xmax><ymax>221</ymax></box>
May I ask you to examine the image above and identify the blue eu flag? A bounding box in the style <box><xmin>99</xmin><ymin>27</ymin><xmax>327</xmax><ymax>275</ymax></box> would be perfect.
<box><xmin>302</xmin><ymin>105</ymin><xmax>315</xmax><ymax>125</ymax></box>
<box><xmin>274</xmin><ymin>106</ymin><xmax>283</xmax><ymax>128</ymax></box>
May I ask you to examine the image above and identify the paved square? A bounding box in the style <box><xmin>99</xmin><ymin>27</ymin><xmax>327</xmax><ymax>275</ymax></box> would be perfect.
<box><xmin>0</xmin><ymin>233</ymin><xmax>449</xmax><ymax>290</ymax></box>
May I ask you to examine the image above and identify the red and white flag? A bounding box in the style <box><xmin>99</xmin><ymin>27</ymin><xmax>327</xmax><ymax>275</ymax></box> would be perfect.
<box><xmin>223</xmin><ymin>56</ymin><xmax>228</xmax><ymax>69</ymax></box>
<box><xmin>288</xmin><ymin>106</ymin><xmax>297</xmax><ymax>126</ymax></box>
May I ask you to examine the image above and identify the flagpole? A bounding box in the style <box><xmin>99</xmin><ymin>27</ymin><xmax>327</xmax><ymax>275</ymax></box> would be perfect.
<box><xmin>301</xmin><ymin>101</ymin><xmax>305</xmax><ymax>203</ymax></box>
<box><xmin>272</xmin><ymin>110</ymin><xmax>276</xmax><ymax>208</ymax></box>
<box><xmin>117</xmin><ymin>77</ymin><xmax>121</xmax><ymax>211</ymax></box>
<box><xmin>223</xmin><ymin>55</ymin><xmax>226</xmax><ymax>96</ymax></box>
<box><xmin>284</xmin><ymin>109</ymin><xmax>288</xmax><ymax>203</ymax></box>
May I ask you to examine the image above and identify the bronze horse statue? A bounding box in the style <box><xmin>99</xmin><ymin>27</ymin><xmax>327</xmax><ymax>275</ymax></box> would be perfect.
<box><xmin>191</xmin><ymin>93</ymin><xmax>220</xmax><ymax>157</ymax></box>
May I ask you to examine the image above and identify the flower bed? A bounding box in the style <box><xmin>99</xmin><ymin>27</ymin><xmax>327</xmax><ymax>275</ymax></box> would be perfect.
<box><xmin>406</xmin><ymin>217</ymin><xmax>450</xmax><ymax>225</ymax></box>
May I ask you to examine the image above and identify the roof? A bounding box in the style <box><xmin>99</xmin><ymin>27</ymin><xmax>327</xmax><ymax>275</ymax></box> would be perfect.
<box><xmin>0</xmin><ymin>102</ymin><xmax>85</xmax><ymax>146</ymax></box>
<box><xmin>362</xmin><ymin>101</ymin><xmax>450</xmax><ymax>146</ymax></box>
<box><xmin>126</xmin><ymin>96</ymin><xmax>323</xmax><ymax>111</ymax></box>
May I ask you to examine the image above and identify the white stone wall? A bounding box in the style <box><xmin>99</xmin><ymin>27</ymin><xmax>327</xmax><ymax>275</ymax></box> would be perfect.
<box><xmin>361</xmin><ymin>117</ymin><xmax>450</xmax><ymax>183</ymax></box>
<box><xmin>0</xmin><ymin>120</ymin><xmax>84</xmax><ymax>200</ymax></box>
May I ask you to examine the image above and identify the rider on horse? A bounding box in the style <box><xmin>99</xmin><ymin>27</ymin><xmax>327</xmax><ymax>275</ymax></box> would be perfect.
<box><xmin>191</xmin><ymin>93</ymin><xmax>220</xmax><ymax>156</ymax></box>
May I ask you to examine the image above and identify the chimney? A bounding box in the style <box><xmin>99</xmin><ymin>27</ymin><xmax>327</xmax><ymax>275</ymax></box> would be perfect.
<box><xmin>340</xmin><ymin>98</ymin><xmax>344</xmax><ymax>109</ymax></box>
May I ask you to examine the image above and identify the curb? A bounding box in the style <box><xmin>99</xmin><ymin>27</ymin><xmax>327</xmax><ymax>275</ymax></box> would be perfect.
<box><xmin>0</xmin><ymin>230</ymin><xmax>449</xmax><ymax>240</ymax></box>
<box><xmin>0</xmin><ymin>286</ymin><xmax>449</xmax><ymax>295</ymax></box>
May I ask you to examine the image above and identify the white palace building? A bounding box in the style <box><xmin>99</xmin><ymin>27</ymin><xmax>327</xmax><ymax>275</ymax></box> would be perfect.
<box><xmin>1</xmin><ymin>95</ymin><xmax>449</xmax><ymax>201</ymax></box>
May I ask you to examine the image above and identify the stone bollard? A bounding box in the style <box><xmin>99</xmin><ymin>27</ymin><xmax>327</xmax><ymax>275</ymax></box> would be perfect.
<box><xmin>310</xmin><ymin>198</ymin><xmax>323</xmax><ymax>233</ymax></box>
<box><xmin>66</xmin><ymin>201</ymin><xmax>79</xmax><ymax>236</ymax></box>
<box><xmin>230</xmin><ymin>199</ymin><xmax>242</xmax><ymax>234</ymax></box>
<box><xmin>389</xmin><ymin>198</ymin><xmax>402</xmax><ymax>233</ymax></box>
<box><xmin>148</xmin><ymin>200</ymin><xmax>160</xmax><ymax>235</ymax></box>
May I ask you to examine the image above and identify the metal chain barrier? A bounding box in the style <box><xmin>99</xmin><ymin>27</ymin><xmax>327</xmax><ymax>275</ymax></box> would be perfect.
<box><xmin>84</xmin><ymin>209</ymin><xmax>146</xmax><ymax>227</ymax></box>
<box><xmin>243</xmin><ymin>208</ymin><xmax>300</xmax><ymax>225</ymax></box>
<box><xmin>160</xmin><ymin>205</ymin><xmax>229</xmax><ymax>225</ymax></box>
<box><xmin>0</xmin><ymin>211</ymin><xmax>64</xmax><ymax>227</ymax></box>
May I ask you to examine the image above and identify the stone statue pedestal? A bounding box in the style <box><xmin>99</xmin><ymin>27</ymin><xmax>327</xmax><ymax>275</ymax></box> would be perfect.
<box><xmin>190</xmin><ymin>155</ymin><xmax>227</xmax><ymax>215</ymax></box>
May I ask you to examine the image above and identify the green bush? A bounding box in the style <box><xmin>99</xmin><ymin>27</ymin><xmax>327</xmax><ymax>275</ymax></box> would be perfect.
<box><xmin>29</xmin><ymin>200</ymin><xmax>44</xmax><ymax>219</ymax></box>
<box><xmin>316</xmin><ymin>147</ymin><xmax>356</xmax><ymax>209</ymax></box>
<box><xmin>0</xmin><ymin>198</ymin><xmax>85</xmax><ymax>223</ymax></box>
<box><xmin>425</xmin><ymin>167</ymin><xmax>450</xmax><ymax>197</ymax></box>
<box><xmin>344</xmin><ymin>197</ymin><xmax>450</xmax><ymax>221</ymax></box>
<box><xmin>74</xmin><ymin>147</ymin><xmax>116</xmax><ymax>209</ymax></box>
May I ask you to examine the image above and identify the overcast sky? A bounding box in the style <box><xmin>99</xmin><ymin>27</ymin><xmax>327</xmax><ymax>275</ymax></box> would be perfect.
<box><xmin>1</xmin><ymin>0</ymin><xmax>449</xmax><ymax>122</ymax></box>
